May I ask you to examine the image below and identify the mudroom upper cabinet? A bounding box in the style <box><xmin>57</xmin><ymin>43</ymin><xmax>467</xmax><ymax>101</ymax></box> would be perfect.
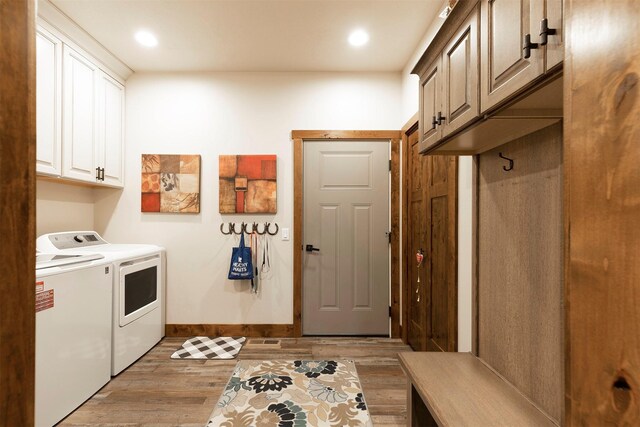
<box><xmin>418</xmin><ymin>6</ymin><xmax>479</xmax><ymax>153</ymax></box>
<box><xmin>36</xmin><ymin>26</ymin><xmax>62</xmax><ymax>177</ymax></box>
<box><xmin>419</xmin><ymin>58</ymin><xmax>443</xmax><ymax>151</ymax></box>
<box><xmin>480</xmin><ymin>0</ymin><xmax>563</xmax><ymax>113</ymax></box>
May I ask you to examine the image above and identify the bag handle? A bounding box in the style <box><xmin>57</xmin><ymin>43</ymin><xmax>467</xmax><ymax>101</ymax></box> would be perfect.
<box><xmin>239</xmin><ymin>231</ymin><xmax>246</xmax><ymax>248</ymax></box>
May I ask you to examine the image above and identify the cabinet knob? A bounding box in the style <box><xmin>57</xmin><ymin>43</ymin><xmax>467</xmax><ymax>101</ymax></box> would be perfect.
<box><xmin>539</xmin><ymin>18</ymin><xmax>557</xmax><ymax>46</ymax></box>
<box><xmin>523</xmin><ymin>34</ymin><xmax>539</xmax><ymax>59</ymax></box>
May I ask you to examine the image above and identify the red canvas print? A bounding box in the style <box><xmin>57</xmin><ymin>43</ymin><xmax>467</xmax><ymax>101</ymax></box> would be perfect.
<box><xmin>219</xmin><ymin>155</ymin><xmax>277</xmax><ymax>213</ymax></box>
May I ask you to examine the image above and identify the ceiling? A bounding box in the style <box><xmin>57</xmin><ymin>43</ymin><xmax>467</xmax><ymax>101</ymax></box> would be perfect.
<box><xmin>49</xmin><ymin>0</ymin><xmax>443</xmax><ymax>72</ymax></box>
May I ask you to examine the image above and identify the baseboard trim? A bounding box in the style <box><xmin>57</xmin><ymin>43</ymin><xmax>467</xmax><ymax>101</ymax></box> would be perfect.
<box><xmin>165</xmin><ymin>324</ymin><xmax>295</xmax><ymax>337</ymax></box>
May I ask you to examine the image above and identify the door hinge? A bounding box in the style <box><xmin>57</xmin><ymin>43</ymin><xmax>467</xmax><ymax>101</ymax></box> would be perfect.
<box><xmin>389</xmin><ymin>306</ymin><xmax>392</xmax><ymax>317</ymax></box>
<box><xmin>385</xmin><ymin>231</ymin><xmax>392</xmax><ymax>244</ymax></box>
<box><xmin>389</xmin><ymin>160</ymin><xmax>392</xmax><ymax>171</ymax></box>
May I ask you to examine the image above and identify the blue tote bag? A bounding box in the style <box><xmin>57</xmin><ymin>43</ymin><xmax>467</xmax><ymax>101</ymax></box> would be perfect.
<box><xmin>228</xmin><ymin>233</ymin><xmax>254</xmax><ymax>280</ymax></box>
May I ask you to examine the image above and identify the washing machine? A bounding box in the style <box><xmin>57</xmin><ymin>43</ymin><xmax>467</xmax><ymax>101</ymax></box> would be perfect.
<box><xmin>37</xmin><ymin>231</ymin><xmax>166</xmax><ymax>376</ymax></box>
<box><xmin>35</xmin><ymin>252</ymin><xmax>112</xmax><ymax>427</ymax></box>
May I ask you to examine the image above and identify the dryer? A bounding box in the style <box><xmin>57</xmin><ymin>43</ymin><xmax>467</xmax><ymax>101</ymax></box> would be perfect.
<box><xmin>37</xmin><ymin>231</ymin><xmax>166</xmax><ymax>375</ymax></box>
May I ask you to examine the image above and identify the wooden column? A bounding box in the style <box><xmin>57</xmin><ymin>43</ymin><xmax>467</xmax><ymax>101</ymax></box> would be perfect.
<box><xmin>564</xmin><ymin>0</ymin><xmax>640</xmax><ymax>424</ymax></box>
<box><xmin>0</xmin><ymin>0</ymin><xmax>37</xmax><ymax>425</ymax></box>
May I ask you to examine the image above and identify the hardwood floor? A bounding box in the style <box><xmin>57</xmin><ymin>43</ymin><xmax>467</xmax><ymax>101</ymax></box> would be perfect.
<box><xmin>59</xmin><ymin>337</ymin><xmax>412</xmax><ymax>426</ymax></box>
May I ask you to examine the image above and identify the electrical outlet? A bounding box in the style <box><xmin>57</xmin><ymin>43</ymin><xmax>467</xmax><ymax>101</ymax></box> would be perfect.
<box><xmin>281</xmin><ymin>228</ymin><xmax>290</xmax><ymax>241</ymax></box>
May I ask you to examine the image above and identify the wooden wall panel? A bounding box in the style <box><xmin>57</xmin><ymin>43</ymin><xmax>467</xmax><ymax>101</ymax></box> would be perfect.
<box><xmin>478</xmin><ymin>123</ymin><xmax>563</xmax><ymax>422</ymax></box>
<box><xmin>0</xmin><ymin>0</ymin><xmax>36</xmax><ymax>425</ymax></box>
<box><xmin>564</xmin><ymin>1</ymin><xmax>640</xmax><ymax>424</ymax></box>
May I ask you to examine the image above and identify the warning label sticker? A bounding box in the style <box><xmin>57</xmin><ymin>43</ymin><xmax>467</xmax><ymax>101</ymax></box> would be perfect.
<box><xmin>35</xmin><ymin>281</ymin><xmax>44</xmax><ymax>293</ymax></box>
<box><xmin>36</xmin><ymin>289</ymin><xmax>54</xmax><ymax>313</ymax></box>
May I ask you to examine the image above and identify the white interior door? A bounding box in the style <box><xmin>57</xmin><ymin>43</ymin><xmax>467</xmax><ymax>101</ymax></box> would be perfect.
<box><xmin>303</xmin><ymin>140</ymin><xmax>390</xmax><ymax>335</ymax></box>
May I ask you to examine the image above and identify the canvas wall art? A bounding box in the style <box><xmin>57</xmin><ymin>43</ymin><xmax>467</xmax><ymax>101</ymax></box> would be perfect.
<box><xmin>219</xmin><ymin>155</ymin><xmax>277</xmax><ymax>213</ymax></box>
<box><xmin>141</xmin><ymin>154</ymin><xmax>201</xmax><ymax>213</ymax></box>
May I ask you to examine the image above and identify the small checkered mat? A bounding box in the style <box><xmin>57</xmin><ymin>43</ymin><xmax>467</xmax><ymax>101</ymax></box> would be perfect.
<box><xmin>170</xmin><ymin>336</ymin><xmax>246</xmax><ymax>360</ymax></box>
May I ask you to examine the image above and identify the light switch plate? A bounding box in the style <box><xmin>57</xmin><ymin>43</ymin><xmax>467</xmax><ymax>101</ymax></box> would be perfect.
<box><xmin>281</xmin><ymin>228</ymin><xmax>290</xmax><ymax>241</ymax></box>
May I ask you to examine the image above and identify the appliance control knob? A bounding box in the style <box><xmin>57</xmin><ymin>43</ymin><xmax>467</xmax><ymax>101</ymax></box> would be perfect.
<box><xmin>74</xmin><ymin>235</ymin><xmax>84</xmax><ymax>243</ymax></box>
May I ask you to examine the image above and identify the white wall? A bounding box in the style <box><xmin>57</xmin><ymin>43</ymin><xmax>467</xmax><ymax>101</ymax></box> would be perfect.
<box><xmin>36</xmin><ymin>180</ymin><xmax>95</xmax><ymax>236</ymax></box>
<box><xmin>94</xmin><ymin>71</ymin><xmax>401</xmax><ymax>325</ymax></box>
<box><xmin>400</xmin><ymin>4</ymin><xmax>474</xmax><ymax>352</ymax></box>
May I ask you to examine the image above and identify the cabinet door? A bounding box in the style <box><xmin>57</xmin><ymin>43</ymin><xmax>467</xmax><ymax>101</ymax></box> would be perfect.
<box><xmin>418</xmin><ymin>57</ymin><xmax>442</xmax><ymax>153</ymax></box>
<box><xmin>62</xmin><ymin>45</ymin><xmax>99</xmax><ymax>183</ymax></box>
<box><xmin>442</xmin><ymin>8</ymin><xmax>479</xmax><ymax>138</ymax></box>
<box><xmin>36</xmin><ymin>26</ymin><xmax>62</xmax><ymax>176</ymax></box>
<box><xmin>480</xmin><ymin>0</ymin><xmax>545</xmax><ymax>113</ymax></box>
<box><xmin>97</xmin><ymin>72</ymin><xmax>125</xmax><ymax>187</ymax></box>
<box><xmin>545</xmin><ymin>0</ymin><xmax>563</xmax><ymax>70</ymax></box>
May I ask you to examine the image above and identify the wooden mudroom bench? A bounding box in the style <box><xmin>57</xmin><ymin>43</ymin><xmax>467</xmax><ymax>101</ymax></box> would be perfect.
<box><xmin>398</xmin><ymin>352</ymin><xmax>557</xmax><ymax>426</ymax></box>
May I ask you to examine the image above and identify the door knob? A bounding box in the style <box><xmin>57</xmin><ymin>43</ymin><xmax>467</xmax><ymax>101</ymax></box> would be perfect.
<box><xmin>305</xmin><ymin>244</ymin><xmax>320</xmax><ymax>253</ymax></box>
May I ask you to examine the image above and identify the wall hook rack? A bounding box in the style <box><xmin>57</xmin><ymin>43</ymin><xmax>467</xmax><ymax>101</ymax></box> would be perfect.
<box><xmin>220</xmin><ymin>222</ymin><xmax>279</xmax><ymax>235</ymax></box>
<box><xmin>499</xmin><ymin>152</ymin><xmax>514</xmax><ymax>171</ymax></box>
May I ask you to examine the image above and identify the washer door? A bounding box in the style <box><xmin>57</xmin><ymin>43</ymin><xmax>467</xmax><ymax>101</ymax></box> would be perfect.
<box><xmin>119</xmin><ymin>256</ymin><xmax>161</xmax><ymax>327</ymax></box>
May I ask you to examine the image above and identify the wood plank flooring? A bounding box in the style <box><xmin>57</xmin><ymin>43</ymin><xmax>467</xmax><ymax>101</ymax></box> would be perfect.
<box><xmin>59</xmin><ymin>337</ymin><xmax>412</xmax><ymax>426</ymax></box>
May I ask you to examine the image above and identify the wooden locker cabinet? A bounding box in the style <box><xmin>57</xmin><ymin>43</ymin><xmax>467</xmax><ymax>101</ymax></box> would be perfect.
<box><xmin>480</xmin><ymin>0</ymin><xmax>563</xmax><ymax>113</ymax></box>
<box><xmin>418</xmin><ymin>57</ymin><xmax>442</xmax><ymax>152</ymax></box>
<box><xmin>442</xmin><ymin>9</ymin><xmax>479</xmax><ymax>138</ymax></box>
<box><xmin>418</xmin><ymin>6</ymin><xmax>479</xmax><ymax>153</ymax></box>
<box><xmin>35</xmin><ymin>25</ymin><xmax>62</xmax><ymax>177</ymax></box>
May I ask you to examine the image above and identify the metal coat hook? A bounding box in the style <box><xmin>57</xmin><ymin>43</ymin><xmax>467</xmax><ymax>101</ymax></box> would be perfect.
<box><xmin>266</xmin><ymin>223</ymin><xmax>279</xmax><ymax>236</ymax></box>
<box><xmin>220</xmin><ymin>222</ymin><xmax>234</xmax><ymax>235</ymax></box>
<box><xmin>499</xmin><ymin>152</ymin><xmax>514</xmax><ymax>171</ymax></box>
<box><xmin>221</xmin><ymin>221</ymin><xmax>279</xmax><ymax>235</ymax></box>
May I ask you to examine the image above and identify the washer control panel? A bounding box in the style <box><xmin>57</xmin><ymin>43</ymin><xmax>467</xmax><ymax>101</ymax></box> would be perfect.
<box><xmin>36</xmin><ymin>231</ymin><xmax>107</xmax><ymax>251</ymax></box>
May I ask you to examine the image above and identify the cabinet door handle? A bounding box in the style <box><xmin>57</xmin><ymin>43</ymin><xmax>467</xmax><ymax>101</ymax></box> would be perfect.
<box><xmin>539</xmin><ymin>18</ymin><xmax>557</xmax><ymax>46</ymax></box>
<box><xmin>431</xmin><ymin>116</ymin><xmax>438</xmax><ymax>130</ymax></box>
<box><xmin>523</xmin><ymin>34</ymin><xmax>539</xmax><ymax>59</ymax></box>
<box><xmin>101</xmin><ymin>167</ymin><xmax>105</xmax><ymax>181</ymax></box>
<box><xmin>96</xmin><ymin>167</ymin><xmax>101</xmax><ymax>181</ymax></box>
<box><xmin>437</xmin><ymin>111</ymin><xmax>446</xmax><ymax>125</ymax></box>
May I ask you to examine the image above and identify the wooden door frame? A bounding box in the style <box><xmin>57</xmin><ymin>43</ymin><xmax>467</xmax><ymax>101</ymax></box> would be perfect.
<box><xmin>400</xmin><ymin>114</ymin><xmax>419</xmax><ymax>344</ymax></box>
<box><xmin>0</xmin><ymin>0</ymin><xmax>37</xmax><ymax>424</ymax></box>
<box><xmin>292</xmin><ymin>130</ymin><xmax>401</xmax><ymax>338</ymax></box>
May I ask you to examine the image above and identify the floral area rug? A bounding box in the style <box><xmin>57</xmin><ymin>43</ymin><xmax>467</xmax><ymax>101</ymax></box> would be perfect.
<box><xmin>207</xmin><ymin>359</ymin><xmax>373</xmax><ymax>426</ymax></box>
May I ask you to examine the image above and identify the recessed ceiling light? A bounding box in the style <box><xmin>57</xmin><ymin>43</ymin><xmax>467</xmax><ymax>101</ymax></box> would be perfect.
<box><xmin>348</xmin><ymin>29</ymin><xmax>369</xmax><ymax>47</ymax></box>
<box><xmin>135</xmin><ymin>30</ymin><xmax>158</xmax><ymax>47</ymax></box>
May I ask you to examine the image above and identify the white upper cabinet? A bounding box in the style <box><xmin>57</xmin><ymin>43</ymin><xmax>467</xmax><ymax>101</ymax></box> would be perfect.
<box><xmin>97</xmin><ymin>73</ymin><xmax>125</xmax><ymax>187</ymax></box>
<box><xmin>36</xmin><ymin>20</ymin><xmax>126</xmax><ymax>188</ymax></box>
<box><xmin>36</xmin><ymin>26</ymin><xmax>62</xmax><ymax>176</ymax></box>
<box><xmin>62</xmin><ymin>44</ymin><xmax>100</xmax><ymax>183</ymax></box>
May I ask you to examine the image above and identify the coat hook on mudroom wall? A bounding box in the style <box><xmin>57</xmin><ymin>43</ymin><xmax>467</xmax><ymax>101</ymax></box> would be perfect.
<box><xmin>220</xmin><ymin>222</ymin><xmax>279</xmax><ymax>236</ymax></box>
<box><xmin>499</xmin><ymin>152</ymin><xmax>514</xmax><ymax>172</ymax></box>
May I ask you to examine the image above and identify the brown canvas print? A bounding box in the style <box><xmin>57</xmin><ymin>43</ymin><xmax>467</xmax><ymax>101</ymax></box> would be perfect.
<box><xmin>142</xmin><ymin>154</ymin><xmax>201</xmax><ymax>213</ymax></box>
<box><xmin>219</xmin><ymin>155</ymin><xmax>277</xmax><ymax>213</ymax></box>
